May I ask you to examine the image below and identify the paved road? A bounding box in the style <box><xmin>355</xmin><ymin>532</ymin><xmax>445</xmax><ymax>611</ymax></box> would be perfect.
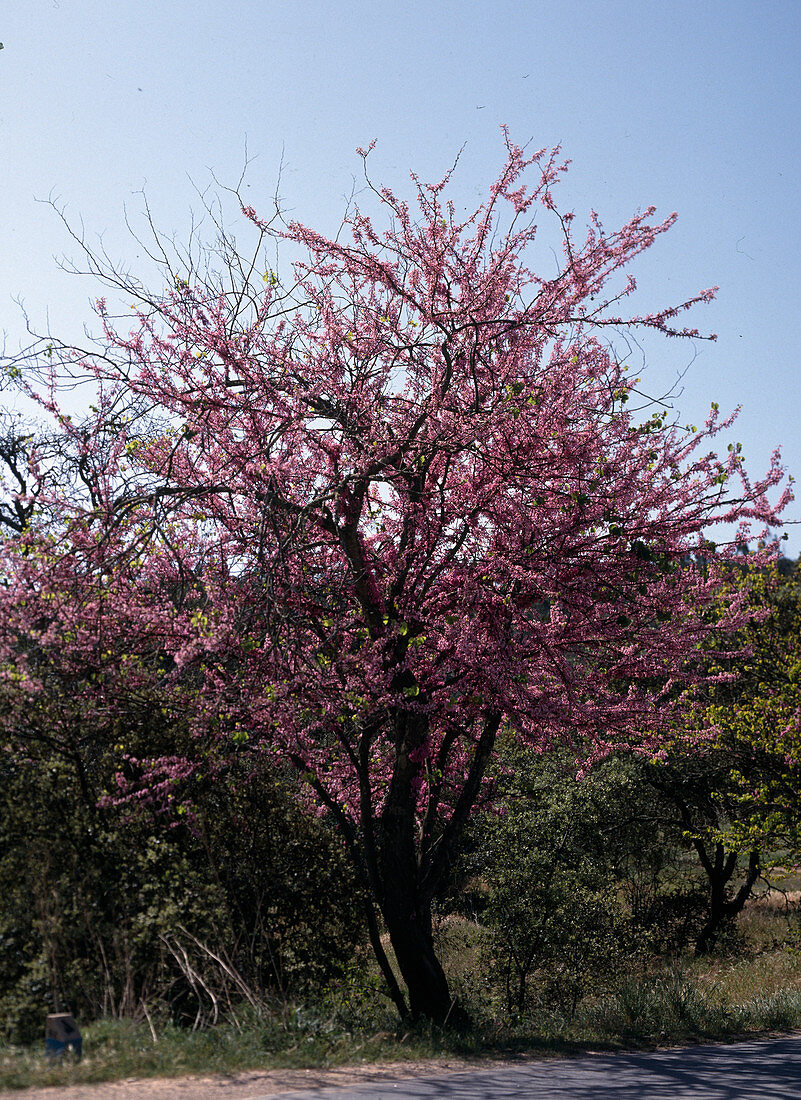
<box><xmin>5</xmin><ymin>1034</ymin><xmax>801</xmax><ymax>1098</ymax></box>
<box><xmin>258</xmin><ymin>1034</ymin><xmax>801</xmax><ymax>1099</ymax></box>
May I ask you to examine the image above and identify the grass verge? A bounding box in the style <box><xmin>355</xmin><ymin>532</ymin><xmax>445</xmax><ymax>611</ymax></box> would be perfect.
<box><xmin>2</xmin><ymin>946</ymin><xmax>801</xmax><ymax>1092</ymax></box>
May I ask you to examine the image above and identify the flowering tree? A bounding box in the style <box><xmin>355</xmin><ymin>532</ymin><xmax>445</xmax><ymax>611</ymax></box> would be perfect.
<box><xmin>0</xmin><ymin>135</ymin><xmax>790</xmax><ymax>1022</ymax></box>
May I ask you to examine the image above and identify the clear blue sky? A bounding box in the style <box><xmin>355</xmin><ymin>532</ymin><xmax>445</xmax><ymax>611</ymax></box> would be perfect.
<box><xmin>1</xmin><ymin>0</ymin><xmax>800</xmax><ymax>550</ymax></box>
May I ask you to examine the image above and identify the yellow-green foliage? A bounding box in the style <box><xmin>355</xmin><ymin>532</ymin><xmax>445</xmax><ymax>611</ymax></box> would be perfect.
<box><xmin>705</xmin><ymin>560</ymin><xmax>801</xmax><ymax>852</ymax></box>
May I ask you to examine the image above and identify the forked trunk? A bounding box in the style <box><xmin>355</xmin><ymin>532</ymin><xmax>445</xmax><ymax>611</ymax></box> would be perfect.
<box><xmin>695</xmin><ymin>846</ymin><xmax>760</xmax><ymax>955</ymax></box>
<box><xmin>370</xmin><ymin>709</ymin><xmax>501</xmax><ymax>1022</ymax></box>
<box><xmin>382</xmin><ymin>894</ymin><xmax>455</xmax><ymax>1024</ymax></box>
<box><xmin>376</xmin><ymin>718</ymin><xmax>459</xmax><ymax>1024</ymax></box>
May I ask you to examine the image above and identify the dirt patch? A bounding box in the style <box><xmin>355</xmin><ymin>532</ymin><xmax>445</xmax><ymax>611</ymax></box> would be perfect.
<box><xmin>748</xmin><ymin>889</ymin><xmax>801</xmax><ymax>910</ymax></box>
<box><xmin>0</xmin><ymin>1056</ymin><xmax>480</xmax><ymax>1099</ymax></box>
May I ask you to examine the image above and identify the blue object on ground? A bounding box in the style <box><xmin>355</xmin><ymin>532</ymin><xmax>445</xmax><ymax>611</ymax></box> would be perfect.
<box><xmin>44</xmin><ymin>1013</ymin><xmax>82</xmax><ymax>1062</ymax></box>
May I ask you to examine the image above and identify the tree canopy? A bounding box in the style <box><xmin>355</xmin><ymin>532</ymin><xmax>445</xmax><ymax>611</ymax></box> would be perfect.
<box><xmin>0</xmin><ymin>134</ymin><xmax>790</xmax><ymax>1022</ymax></box>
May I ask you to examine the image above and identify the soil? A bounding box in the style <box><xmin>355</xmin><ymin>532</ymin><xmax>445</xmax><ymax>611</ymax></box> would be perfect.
<box><xmin>0</xmin><ymin>1056</ymin><xmax>480</xmax><ymax>1099</ymax></box>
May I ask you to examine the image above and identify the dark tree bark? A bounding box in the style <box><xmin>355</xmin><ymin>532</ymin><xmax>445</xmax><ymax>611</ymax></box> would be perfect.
<box><xmin>375</xmin><ymin>706</ymin><xmax>456</xmax><ymax>1024</ymax></box>
<box><xmin>644</xmin><ymin>770</ymin><xmax>763</xmax><ymax>957</ymax></box>
<box><xmin>381</xmin><ymin>888</ymin><xmax>454</xmax><ymax>1024</ymax></box>
<box><xmin>365</xmin><ymin>708</ymin><xmax>502</xmax><ymax>1024</ymax></box>
<box><xmin>694</xmin><ymin>844</ymin><xmax>760</xmax><ymax>955</ymax></box>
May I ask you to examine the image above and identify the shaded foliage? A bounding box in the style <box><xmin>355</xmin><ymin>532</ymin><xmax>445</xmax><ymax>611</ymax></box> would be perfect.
<box><xmin>453</xmin><ymin>746</ymin><xmax>715</xmax><ymax>1017</ymax></box>
<box><xmin>0</xmin><ymin>743</ymin><xmax>364</xmax><ymax>1043</ymax></box>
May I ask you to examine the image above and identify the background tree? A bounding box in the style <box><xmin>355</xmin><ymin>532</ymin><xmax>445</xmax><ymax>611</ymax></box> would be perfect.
<box><xmin>702</xmin><ymin>559</ymin><xmax>801</xmax><ymax>854</ymax></box>
<box><xmin>0</xmin><ymin>134</ymin><xmax>790</xmax><ymax>1023</ymax></box>
<box><xmin>643</xmin><ymin>747</ymin><xmax>762</xmax><ymax>955</ymax></box>
<box><xmin>458</xmin><ymin>746</ymin><xmax>709</xmax><ymax>1019</ymax></box>
<box><xmin>630</xmin><ymin>555</ymin><xmax>800</xmax><ymax>954</ymax></box>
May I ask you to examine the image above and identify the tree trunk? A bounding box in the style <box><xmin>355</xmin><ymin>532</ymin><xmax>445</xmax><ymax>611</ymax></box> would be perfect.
<box><xmin>376</xmin><ymin>708</ymin><xmax>459</xmax><ymax>1024</ymax></box>
<box><xmin>370</xmin><ymin>707</ymin><xmax>500</xmax><ymax>1024</ymax></box>
<box><xmin>377</xmin><ymin>803</ymin><xmax>459</xmax><ymax>1024</ymax></box>
<box><xmin>695</xmin><ymin>846</ymin><xmax>760</xmax><ymax>955</ymax></box>
<box><xmin>382</xmin><ymin>896</ymin><xmax>455</xmax><ymax>1024</ymax></box>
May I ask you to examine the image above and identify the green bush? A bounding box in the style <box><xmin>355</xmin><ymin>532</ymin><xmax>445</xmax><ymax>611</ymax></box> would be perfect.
<box><xmin>454</xmin><ymin>746</ymin><xmax>711</xmax><ymax>1019</ymax></box>
<box><xmin>0</xmin><ymin>747</ymin><xmax>365</xmax><ymax>1041</ymax></box>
